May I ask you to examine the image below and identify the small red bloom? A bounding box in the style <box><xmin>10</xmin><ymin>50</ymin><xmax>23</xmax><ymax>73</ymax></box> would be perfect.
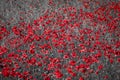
<box><xmin>12</xmin><ymin>26</ymin><xmax>20</xmax><ymax>35</ymax></box>
<box><xmin>63</xmin><ymin>54</ymin><xmax>69</xmax><ymax>59</ymax></box>
<box><xmin>109</xmin><ymin>58</ymin><xmax>114</xmax><ymax>64</ymax></box>
<box><xmin>54</xmin><ymin>69</ymin><xmax>63</xmax><ymax>79</ymax></box>
<box><xmin>76</xmin><ymin>64</ymin><xmax>85</xmax><ymax>70</ymax></box>
<box><xmin>22</xmin><ymin>53</ymin><xmax>28</xmax><ymax>59</ymax></box>
<box><xmin>65</xmin><ymin>77</ymin><xmax>72</xmax><ymax>80</ymax></box>
<box><xmin>29</xmin><ymin>49</ymin><xmax>35</xmax><ymax>54</ymax></box>
<box><xmin>104</xmin><ymin>75</ymin><xmax>108</xmax><ymax>79</ymax></box>
<box><xmin>23</xmin><ymin>71</ymin><xmax>29</xmax><ymax>76</ymax></box>
<box><xmin>98</xmin><ymin>64</ymin><xmax>103</xmax><ymax>70</ymax></box>
<box><xmin>0</xmin><ymin>46</ymin><xmax>8</xmax><ymax>55</ymax></box>
<box><xmin>69</xmin><ymin>60</ymin><xmax>76</xmax><ymax>66</ymax></box>
<box><xmin>95</xmin><ymin>52</ymin><xmax>102</xmax><ymax>58</ymax></box>
<box><xmin>117</xmin><ymin>58</ymin><xmax>120</xmax><ymax>63</ymax></box>
<box><xmin>70</xmin><ymin>72</ymin><xmax>76</xmax><ymax>77</ymax></box>
<box><xmin>44</xmin><ymin>76</ymin><xmax>50</xmax><ymax>80</ymax></box>
<box><xmin>29</xmin><ymin>57</ymin><xmax>36</xmax><ymax>65</ymax></box>
<box><xmin>66</xmin><ymin>67</ymin><xmax>73</xmax><ymax>73</ymax></box>
<box><xmin>2</xmin><ymin>67</ymin><xmax>10</xmax><ymax>77</ymax></box>
<box><xmin>37</xmin><ymin>62</ymin><xmax>42</xmax><ymax>67</ymax></box>
<box><xmin>27</xmin><ymin>24</ymin><xmax>34</xmax><ymax>36</ymax></box>
<box><xmin>71</xmin><ymin>52</ymin><xmax>77</xmax><ymax>58</ymax></box>
<box><xmin>79</xmin><ymin>77</ymin><xmax>84</xmax><ymax>80</ymax></box>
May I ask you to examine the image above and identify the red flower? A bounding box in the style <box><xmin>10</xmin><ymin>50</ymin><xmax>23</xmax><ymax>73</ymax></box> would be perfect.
<box><xmin>12</xmin><ymin>26</ymin><xmax>20</xmax><ymax>35</ymax></box>
<box><xmin>47</xmin><ymin>63</ymin><xmax>55</xmax><ymax>70</ymax></box>
<box><xmin>0</xmin><ymin>27</ymin><xmax>9</xmax><ymax>40</ymax></box>
<box><xmin>0</xmin><ymin>46</ymin><xmax>8</xmax><ymax>55</ymax></box>
<box><xmin>29</xmin><ymin>49</ymin><xmax>35</xmax><ymax>54</ymax></box>
<box><xmin>66</xmin><ymin>66</ymin><xmax>73</xmax><ymax>74</ymax></box>
<box><xmin>23</xmin><ymin>71</ymin><xmax>29</xmax><ymax>76</ymax></box>
<box><xmin>37</xmin><ymin>62</ymin><xmax>42</xmax><ymax>67</ymax></box>
<box><xmin>27</xmin><ymin>24</ymin><xmax>34</xmax><ymax>36</ymax></box>
<box><xmin>10</xmin><ymin>70</ymin><xmax>16</xmax><ymax>77</ymax></box>
<box><xmin>22</xmin><ymin>53</ymin><xmax>28</xmax><ymax>59</ymax></box>
<box><xmin>54</xmin><ymin>69</ymin><xmax>63</xmax><ymax>79</ymax></box>
<box><xmin>95</xmin><ymin>52</ymin><xmax>102</xmax><ymax>58</ymax></box>
<box><xmin>2</xmin><ymin>67</ymin><xmax>10</xmax><ymax>77</ymax></box>
<box><xmin>33</xmin><ymin>20</ymin><xmax>40</xmax><ymax>26</ymax></box>
<box><xmin>63</xmin><ymin>54</ymin><xmax>69</xmax><ymax>59</ymax></box>
<box><xmin>79</xmin><ymin>77</ymin><xmax>84</xmax><ymax>80</ymax></box>
<box><xmin>109</xmin><ymin>58</ymin><xmax>114</xmax><ymax>64</ymax></box>
<box><xmin>69</xmin><ymin>60</ymin><xmax>76</xmax><ymax>66</ymax></box>
<box><xmin>33</xmin><ymin>35</ymin><xmax>40</xmax><ymax>41</ymax></box>
<box><xmin>76</xmin><ymin>64</ymin><xmax>85</xmax><ymax>70</ymax></box>
<box><xmin>98</xmin><ymin>64</ymin><xmax>103</xmax><ymax>70</ymax></box>
<box><xmin>117</xmin><ymin>58</ymin><xmax>120</xmax><ymax>63</ymax></box>
<box><xmin>17</xmin><ymin>72</ymin><xmax>23</xmax><ymax>78</ymax></box>
<box><xmin>29</xmin><ymin>57</ymin><xmax>36</xmax><ymax>65</ymax></box>
<box><xmin>65</xmin><ymin>77</ymin><xmax>72</xmax><ymax>80</ymax></box>
<box><xmin>71</xmin><ymin>52</ymin><xmax>77</xmax><ymax>58</ymax></box>
<box><xmin>70</xmin><ymin>72</ymin><xmax>76</xmax><ymax>77</ymax></box>
<box><xmin>104</xmin><ymin>75</ymin><xmax>108</xmax><ymax>79</ymax></box>
<box><xmin>44</xmin><ymin>76</ymin><xmax>50</xmax><ymax>80</ymax></box>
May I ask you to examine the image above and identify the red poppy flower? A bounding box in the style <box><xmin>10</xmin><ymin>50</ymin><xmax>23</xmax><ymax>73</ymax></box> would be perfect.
<box><xmin>63</xmin><ymin>54</ymin><xmax>69</xmax><ymax>59</ymax></box>
<box><xmin>104</xmin><ymin>75</ymin><xmax>108</xmax><ymax>79</ymax></box>
<box><xmin>29</xmin><ymin>57</ymin><xmax>36</xmax><ymax>65</ymax></box>
<box><xmin>37</xmin><ymin>62</ymin><xmax>42</xmax><ymax>67</ymax></box>
<box><xmin>65</xmin><ymin>77</ymin><xmax>72</xmax><ymax>80</ymax></box>
<box><xmin>0</xmin><ymin>46</ymin><xmax>8</xmax><ymax>55</ymax></box>
<box><xmin>12</xmin><ymin>26</ymin><xmax>21</xmax><ymax>35</ymax></box>
<box><xmin>71</xmin><ymin>52</ymin><xmax>77</xmax><ymax>58</ymax></box>
<box><xmin>22</xmin><ymin>53</ymin><xmax>28</xmax><ymax>59</ymax></box>
<box><xmin>44</xmin><ymin>76</ymin><xmax>50</xmax><ymax>80</ymax></box>
<box><xmin>69</xmin><ymin>60</ymin><xmax>76</xmax><ymax>66</ymax></box>
<box><xmin>2</xmin><ymin>67</ymin><xmax>10</xmax><ymax>77</ymax></box>
<box><xmin>79</xmin><ymin>77</ymin><xmax>84</xmax><ymax>80</ymax></box>
<box><xmin>117</xmin><ymin>58</ymin><xmax>120</xmax><ymax>63</ymax></box>
<box><xmin>70</xmin><ymin>72</ymin><xmax>76</xmax><ymax>77</ymax></box>
<box><xmin>98</xmin><ymin>64</ymin><xmax>103</xmax><ymax>70</ymax></box>
<box><xmin>54</xmin><ymin>69</ymin><xmax>63</xmax><ymax>79</ymax></box>
<box><xmin>109</xmin><ymin>58</ymin><xmax>114</xmax><ymax>64</ymax></box>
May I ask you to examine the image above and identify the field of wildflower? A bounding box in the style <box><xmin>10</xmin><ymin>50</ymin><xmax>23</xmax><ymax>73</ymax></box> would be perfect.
<box><xmin>0</xmin><ymin>0</ymin><xmax>120</xmax><ymax>80</ymax></box>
